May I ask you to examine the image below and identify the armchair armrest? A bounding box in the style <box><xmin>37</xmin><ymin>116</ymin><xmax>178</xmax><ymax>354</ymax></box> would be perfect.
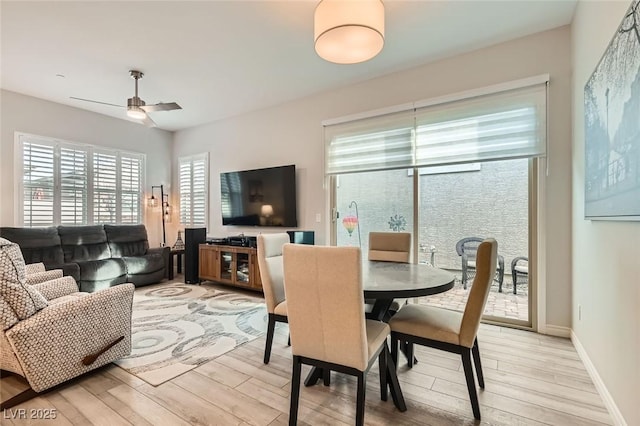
<box><xmin>25</xmin><ymin>269</ymin><xmax>63</xmax><ymax>285</ymax></box>
<box><xmin>6</xmin><ymin>284</ymin><xmax>134</xmax><ymax>392</ymax></box>
<box><xmin>30</xmin><ymin>276</ymin><xmax>79</xmax><ymax>301</ymax></box>
<box><xmin>25</xmin><ymin>262</ymin><xmax>46</xmax><ymax>275</ymax></box>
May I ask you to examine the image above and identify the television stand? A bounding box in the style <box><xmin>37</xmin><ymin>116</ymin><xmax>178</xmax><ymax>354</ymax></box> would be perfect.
<box><xmin>198</xmin><ymin>244</ymin><xmax>262</xmax><ymax>292</ymax></box>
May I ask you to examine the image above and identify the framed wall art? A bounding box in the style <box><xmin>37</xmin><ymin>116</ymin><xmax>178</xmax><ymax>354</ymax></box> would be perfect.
<box><xmin>584</xmin><ymin>0</ymin><xmax>640</xmax><ymax>220</ymax></box>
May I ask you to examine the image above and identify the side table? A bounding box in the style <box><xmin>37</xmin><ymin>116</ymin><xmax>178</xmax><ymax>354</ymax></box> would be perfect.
<box><xmin>168</xmin><ymin>249</ymin><xmax>185</xmax><ymax>280</ymax></box>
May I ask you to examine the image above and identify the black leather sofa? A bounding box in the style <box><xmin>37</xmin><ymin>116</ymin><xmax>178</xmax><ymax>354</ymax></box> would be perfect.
<box><xmin>0</xmin><ymin>224</ymin><xmax>169</xmax><ymax>292</ymax></box>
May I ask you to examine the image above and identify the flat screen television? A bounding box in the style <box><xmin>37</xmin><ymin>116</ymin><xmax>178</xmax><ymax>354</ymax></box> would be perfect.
<box><xmin>220</xmin><ymin>164</ymin><xmax>297</xmax><ymax>227</ymax></box>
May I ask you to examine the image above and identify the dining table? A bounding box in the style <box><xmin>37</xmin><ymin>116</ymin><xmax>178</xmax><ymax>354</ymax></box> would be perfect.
<box><xmin>304</xmin><ymin>260</ymin><xmax>456</xmax><ymax>387</ymax></box>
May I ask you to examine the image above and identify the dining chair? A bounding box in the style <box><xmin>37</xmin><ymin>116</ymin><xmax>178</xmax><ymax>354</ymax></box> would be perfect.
<box><xmin>283</xmin><ymin>244</ymin><xmax>406</xmax><ymax>426</ymax></box>
<box><xmin>257</xmin><ymin>233</ymin><xmax>290</xmax><ymax>364</ymax></box>
<box><xmin>389</xmin><ymin>238</ymin><xmax>498</xmax><ymax>420</ymax></box>
<box><xmin>367</xmin><ymin>232</ymin><xmax>411</xmax><ymax>317</ymax></box>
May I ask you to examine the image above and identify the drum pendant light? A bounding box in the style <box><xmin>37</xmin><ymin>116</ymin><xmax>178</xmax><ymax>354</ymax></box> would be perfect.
<box><xmin>314</xmin><ymin>0</ymin><xmax>385</xmax><ymax>64</ymax></box>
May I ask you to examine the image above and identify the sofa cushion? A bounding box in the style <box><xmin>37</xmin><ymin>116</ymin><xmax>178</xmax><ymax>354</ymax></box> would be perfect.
<box><xmin>0</xmin><ymin>238</ymin><xmax>48</xmax><ymax>330</ymax></box>
<box><xmin>76</xmin><ymin>258</ymin><xmax>127</xmax><ymax>292</ymax></box>
<box><xmin>104</xmin><ymin>224</ymin><xmax>149</xmax><ymax>257</ymax></box>
<box><xmin>0</xmin><ymin>227</ymin><xmax>64</xmax><ymax>266</ymax></box>
<box><xmin>122</xmin><ymin>253</ymin><xmax>165</xmax><ymax>275</ymax></box>
<box><xmin>58</xmin><ymin>226</ymin><xmax>110</xmax><ymax>262</ymax></box>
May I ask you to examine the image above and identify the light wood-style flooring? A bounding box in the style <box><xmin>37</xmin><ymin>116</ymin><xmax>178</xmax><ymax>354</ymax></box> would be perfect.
<box><xmin>1</xmin><ymin>297</ymin><xmax>611</xmax><ymax>425</ymax></box>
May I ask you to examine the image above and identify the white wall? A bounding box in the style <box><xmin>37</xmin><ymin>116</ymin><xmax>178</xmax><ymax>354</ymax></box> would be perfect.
<box><xmin>0</xmin><ymin>90</ymin><xmax>174</xmax><ymax>247</ymax></box>
<box><xmin>572</xmin><ymin>1</ymin><xmax>640</xmax><ymax>424</ymax></box>
<box><xmin>174</xmin><ymin>26</ymin><xmax>573</xmax><ymax>329</ymax></box>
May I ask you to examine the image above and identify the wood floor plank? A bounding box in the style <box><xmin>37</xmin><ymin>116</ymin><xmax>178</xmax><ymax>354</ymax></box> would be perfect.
<box><xmin>58</xmin><ymin>386</ymin><xmax>131</xmax><ymax>426</ymax></box>
<box><xmin>193</xmin><ymin>358</ymin><xmax>251</xmax><ymax>388</ymax></box>
<box><xmin>44</xmin><ymin>392</ymin><xmax>92</xmax><ymax>425</ymax></box>
<box><xmin>106</xmin><ymin>383</ymin><xmax>191</xmax><ymax>426</ymax></box>
<box><xmin>173</xmin><ymin>370</ymin><xmax>281</xmax><ymax>426</ymax></box>
<box><xmin>102</xmin><ymin>365</ymin><xmax>147</xmax><ymax>389</ymax></box>
<box><xmin>432</xmin><ymin>378</ymin><xmax>611</xmax><ymax>426</ymax></box>
<box><xmin>136</xmin><ymin>381</ymin><xmax>244</xmax><ymax>425</ymax></box>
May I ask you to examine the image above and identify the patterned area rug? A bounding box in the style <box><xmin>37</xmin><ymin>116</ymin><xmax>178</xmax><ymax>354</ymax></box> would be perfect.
<box><xmin>114</xmin><ymin>283</ymin><xmax>266</xmax><ymax>386</ymax></box>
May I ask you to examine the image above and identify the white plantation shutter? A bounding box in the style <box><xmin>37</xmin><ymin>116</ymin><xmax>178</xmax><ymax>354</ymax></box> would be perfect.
<box><xmin>59</xmin><ymin>147</ymin><xmax>87</xmax><ymax>224</ymax></box>
<box><xmin>93</xmin><ymin>152</ymin><xmax>118</xmax><ymax>224</ymax></box>
<box><xmin>120</xmin><ymin>155</ymin><xmax>142</xmax><ymax>224</ymax></box>
<box><xmin>18</xmin><ymin>133</ymin><xmax>145</xmax><ymax>226</ymax></box>
<box><xmin>23</xmin><ymin>141</ymin><xmax>55</xmax><ymax>226</ymax></box>
<box><xmin>179</xmin><ymin>153</ymin><xmax>209</xmax><ymax>226</ymax></box>
<box><xmin>324</xmin><ymin>77</ymin><xmax>547</xmax><ymax>174</ymax></box>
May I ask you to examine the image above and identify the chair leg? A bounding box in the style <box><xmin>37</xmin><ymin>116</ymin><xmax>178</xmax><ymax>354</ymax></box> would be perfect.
<box><xmin>406</xmin><ymin>343</ymin><xmax>415</xmax><ymax>368</ymax></box>
<box><xmin>356</xmin><ymin>372</ymin><xmax>366</xmax><ymax>426</ymax></box>
<box><xmin>462</xmin><ymin>266</ymin><xmax>468</xmax><ymax>289</ymax></box>
<box><xmin>472</xmin><ymin>339</ymin><xmax>485</xmax><ymax>389</ymax></box>
<box><xmin>323</xmin><ymin>369</ymin><xmax>331</xmax><ymax>386</ymax></box>
<box><xmin>289</xmin><ymin>356</ymin><xmax>302</xmax><ymax>426</ymax></box>
<box><xmin>513</xmin><ymin>273</ymin><xmax>518</xmax><ymax>294</ymax></box>
<box><xmin>264</xmin><ymin>314</ymin><xmax>276</xmax><ymax>364</ymax></box>
<box><xmin>390</xmin><ymin>334</ymin><xmax>399</xmax><ymax>366</ymax></box>
<box><xmin>0</xmin><ymin>387</ymin><xmax>40</xmax><ymax>410</ymax></box>
<box><xmin>287</xmin><ymin>333</ymin><xmax>291</xmax><ymax>346</ymax></box>
<box><xmin>378</xmin><ymin>343</ymin><xmax>388</xmax><ymax>401</ymax></box>
<box><xmin>385</xmin><ymin>343</ymin><xmax>407</xmax><ymax>412</ymax></box>
<box><xmin>462</xmin><ymin>349</ymin><xmax>481</xmax><ymax>420</ymax></box>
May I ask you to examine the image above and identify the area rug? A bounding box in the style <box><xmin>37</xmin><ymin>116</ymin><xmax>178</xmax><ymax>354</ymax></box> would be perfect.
<box><xmin>114</xmin><ymin>283</ymin><xmax>266</xmax><ymax>386</ymax></box>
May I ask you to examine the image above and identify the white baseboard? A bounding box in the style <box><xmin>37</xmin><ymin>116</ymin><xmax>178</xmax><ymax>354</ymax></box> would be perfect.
<box><xmin>539</xmin><ymin>324</ymin><xmax>571</xmax><ymax>338</ymax></box>
<box><xmin>571</xmin><ymin>330</ymin><xmax>627</xmax><ymax>426</ymax></box>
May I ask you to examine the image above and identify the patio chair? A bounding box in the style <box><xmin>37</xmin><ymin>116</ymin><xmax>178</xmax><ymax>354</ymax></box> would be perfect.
<box><xmin>511</xmin><ymin>256</ymin><xmax>528</xmax><ymax>294</ymax></box>
<box><xmin>456</xmin><ymin>237</ymin><xmax>504</xmax><ymax>291</ymax></box>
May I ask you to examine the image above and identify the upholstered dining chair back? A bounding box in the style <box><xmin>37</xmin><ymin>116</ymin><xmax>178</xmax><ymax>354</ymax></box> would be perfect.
<box><xmin>283</xmin><ymin>244</ymin><xmax>368</xmax><ymax>371</ymax></box>
<box><xmin>368</xmin><ymin>232</ymin><xmax>411</xmax><ymax>263</ymax></box>
<box><xmin>257</xmin><ymin>233</ymin><xmax>290</xmax><ymax>314</ymax></box>
<box><xmin>459</xmin><ymin>238</ymin><xmax>498</xmax><ymax>348</ymax></box>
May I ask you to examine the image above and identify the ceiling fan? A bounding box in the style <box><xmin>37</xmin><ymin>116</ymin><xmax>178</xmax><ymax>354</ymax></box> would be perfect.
<box><xmin>70</xmin><ymin>70</ymin><xmax>181</xmax><ymax>127</ymax></box>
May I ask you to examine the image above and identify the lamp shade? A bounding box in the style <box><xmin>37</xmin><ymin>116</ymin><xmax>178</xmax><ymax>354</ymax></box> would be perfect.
<box><xmin>261</xmin><ymin>204</ymin><xmax>274</xmax><ymax>217</ymax></box>
<box><xmin>314</xmin><ymin>0</ymin><xmax>384</xmax><ymax>64</ymax></box>
<box><xmin>148</xmin><ymin>195</ymin><xmax>158</xmax><ymax>208</ymax></box>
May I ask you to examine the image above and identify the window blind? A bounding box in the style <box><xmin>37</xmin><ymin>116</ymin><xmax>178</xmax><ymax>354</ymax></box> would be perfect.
<box><xmin>23</xmin><ymin>141</ymin><xmax>55</xmax><ymax>226</ymax></box>
<box><xmin>18</xmin><ymin>133</ymin><xmax>144</xmax><ymax>226</ymax></box>
<box><xmin>179</xmin><ymin>153</ymin><xmax>208</xmax><ymax>226</ymax></box>
<box><xmin>324</xmin><ymin>80</ymin><xmax>547</xmax><ymax>175</ymax></box>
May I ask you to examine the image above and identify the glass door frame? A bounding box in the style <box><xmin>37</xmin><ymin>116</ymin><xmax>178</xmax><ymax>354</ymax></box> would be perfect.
<box><xmin>329</xmin><ymin>159</ymin><xmax>540</xmax><ymax>330</ymax></box>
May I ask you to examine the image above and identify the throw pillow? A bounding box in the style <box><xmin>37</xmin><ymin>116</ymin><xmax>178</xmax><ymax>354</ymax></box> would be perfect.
<box><xmin>0</xmin><ymin>238</ymin><xmax>48</xmax><ymax>330</ymax></box>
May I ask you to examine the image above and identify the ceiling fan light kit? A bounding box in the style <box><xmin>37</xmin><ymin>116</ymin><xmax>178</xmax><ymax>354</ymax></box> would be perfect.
<box><xmin>70</xmin><ymin>69</ymin><xmax>181</xmax><ymax>126</ymax></box>
<box><xmin>314</xmin><ymin>0</ymin><xmax>385</xmax><ymax>64</ymax></box>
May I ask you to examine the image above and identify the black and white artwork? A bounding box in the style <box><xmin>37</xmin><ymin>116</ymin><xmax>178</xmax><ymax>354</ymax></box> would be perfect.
<box><xmin>584</xmin><ymin>0</ymin><xmax>640</xmax><ymax>219</ymax></box>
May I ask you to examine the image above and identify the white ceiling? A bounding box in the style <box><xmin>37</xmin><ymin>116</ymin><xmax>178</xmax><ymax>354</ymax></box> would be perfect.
<box><xmin>1</xmin><ymin>1</ymin><xmax>577</xmax><ymax>132</ymax></box>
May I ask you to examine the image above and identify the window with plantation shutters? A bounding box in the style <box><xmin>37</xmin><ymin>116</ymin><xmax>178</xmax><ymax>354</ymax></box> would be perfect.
<box><xmin>179</xmin><ymin>153</ymin><xmax>209</xmax><ymax>226</ymax></box>
<box><xmin>17</xmin><ymin>133</ymin><xmax>144</xmax><ymax>226</ymax></box>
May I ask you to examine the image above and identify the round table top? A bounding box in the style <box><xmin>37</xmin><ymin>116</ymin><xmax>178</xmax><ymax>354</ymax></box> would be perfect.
<box><xmin>362</xmin><ymin>261</ymin><xmax>455</xmax><ymax>299</ymax></box>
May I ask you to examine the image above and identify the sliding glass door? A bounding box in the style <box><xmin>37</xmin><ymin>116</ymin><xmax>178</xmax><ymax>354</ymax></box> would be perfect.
<box><xmin>331</xmin><ymin>159</ymin><xmax>533</xmax><ymax>327</ymax></box>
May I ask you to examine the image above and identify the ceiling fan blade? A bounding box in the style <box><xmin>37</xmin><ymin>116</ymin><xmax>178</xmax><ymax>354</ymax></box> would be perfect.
<box><xmin>140</xmin><ymin>102</ymin><xmax>181</xmax><ymax>113</ymax></box>
<box><xmin>141</xmin><ymin>114</ymin><xmax>157</xmax><ymax>128</ymax></box>
<box><xmin>70</xmin><ymin>97</ymin><xmax>124</xmax><ymax>108</ymax></box>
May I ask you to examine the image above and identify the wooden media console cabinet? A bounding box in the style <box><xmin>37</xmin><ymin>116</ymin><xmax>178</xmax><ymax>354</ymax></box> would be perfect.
<box><xmin>198</xmin><ymin>244</ymin><xmax>262</xmax><ymax>292</ymax></box>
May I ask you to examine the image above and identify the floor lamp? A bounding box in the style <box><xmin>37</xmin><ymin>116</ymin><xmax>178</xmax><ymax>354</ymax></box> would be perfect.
<box><xmin>148</xmin><ymin>184</ymin><xmax>171</xmax><ymax>246</ymax></box>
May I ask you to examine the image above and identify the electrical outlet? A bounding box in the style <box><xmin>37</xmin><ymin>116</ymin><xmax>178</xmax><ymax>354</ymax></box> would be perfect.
<box><xmin>315</xmin><ymin>213</ymin><xmax>321</xmax><ymax>223</ymax></box>
<box><xmin>578</xmin><ymin>304</ymin><xmax>582</xmax><ymax>321</ymax></box>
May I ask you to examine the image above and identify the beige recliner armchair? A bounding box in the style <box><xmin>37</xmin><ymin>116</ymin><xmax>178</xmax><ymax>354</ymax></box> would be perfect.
<box><xmin>0</xmin><ymin>237</ymin><xmax>134</xmax><ymax>409</ymax></box>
